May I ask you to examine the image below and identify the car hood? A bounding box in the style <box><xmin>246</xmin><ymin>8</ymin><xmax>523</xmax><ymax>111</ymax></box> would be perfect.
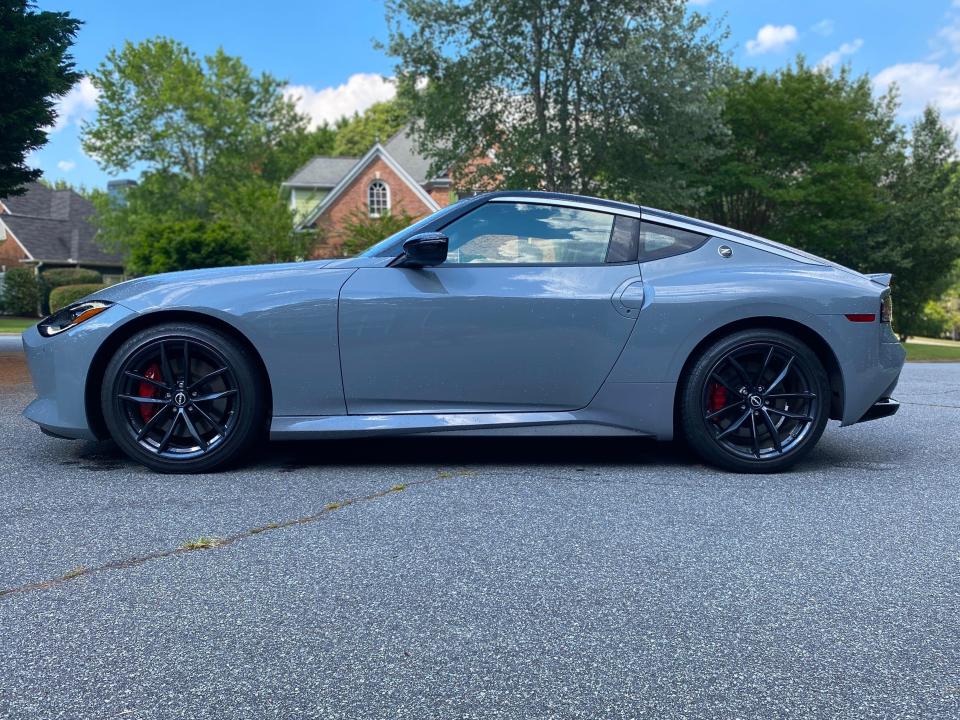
<box><xmin>88</xmin><ymin>260</ymin><xmax>338</xmax><ymax>305</ymax></box>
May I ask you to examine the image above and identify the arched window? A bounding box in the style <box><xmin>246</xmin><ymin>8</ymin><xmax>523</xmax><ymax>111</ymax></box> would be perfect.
<box><xmin>368</xmin><ymin>180</ymin><xmax>390</xmax><ymax>217</ymax></box>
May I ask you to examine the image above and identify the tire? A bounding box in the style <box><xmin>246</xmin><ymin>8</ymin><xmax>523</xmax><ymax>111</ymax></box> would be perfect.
<box><xmin>679</xmin><ymin>329</ymin><xmax>830</xmax><ymax>473</ymax></box>
<box><xmin>101</xmin><ymin>323</ymin><xmax>266</xmax><ymax>473</ymax></box>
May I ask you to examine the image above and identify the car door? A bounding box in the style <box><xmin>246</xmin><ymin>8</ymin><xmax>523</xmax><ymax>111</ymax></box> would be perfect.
<box><xmin>337</xmin><ymin>199</ymin><xmax>645</xmax><ymax>414</ymax></box>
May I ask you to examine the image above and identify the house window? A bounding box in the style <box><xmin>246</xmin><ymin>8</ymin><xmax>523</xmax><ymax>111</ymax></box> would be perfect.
<box><xmin>368</xmin><ymin>180</ymin><xmax>390</xmax><ymax>217</ymax></box>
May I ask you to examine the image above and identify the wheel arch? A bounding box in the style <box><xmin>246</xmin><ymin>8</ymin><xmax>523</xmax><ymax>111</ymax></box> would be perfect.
<box><xmin>673</xmin><ymin>316</ymin><xmax>844</xmax><ymax>429</ymax></box>
<box><xmin>85</xmin><ymin>309</ymin><xmax>273</xmax><ymax>439</ymax></box>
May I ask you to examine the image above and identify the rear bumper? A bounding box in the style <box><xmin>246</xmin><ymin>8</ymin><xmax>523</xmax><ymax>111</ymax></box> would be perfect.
<box><xmin>855</xmin><ymin>397</ymin><xmax>900</xmax><ymax>424</ymax></box>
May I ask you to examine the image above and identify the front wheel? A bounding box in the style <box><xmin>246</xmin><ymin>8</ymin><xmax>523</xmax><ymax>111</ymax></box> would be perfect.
<box><xmin>679</xmin><ymin>329</ymin><xmax>830</xmax><ymax>473</ymax></box>
<box><xmin>101</xmin><ymin>323</ymin><xmax>266</xmax><ymax>473</ymax></box>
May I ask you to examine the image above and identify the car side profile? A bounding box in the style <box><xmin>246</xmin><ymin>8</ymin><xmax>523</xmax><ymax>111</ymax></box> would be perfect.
<box><xmin>21</xmin><ymin>191</ymin><xmax>905</xmax><ymax>473</ymax></box>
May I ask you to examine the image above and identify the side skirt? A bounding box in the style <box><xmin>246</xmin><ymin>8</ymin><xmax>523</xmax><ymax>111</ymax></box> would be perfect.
<box><xmin>270</xmin><ymin>412</ymin><xmax>651</xmax><ymax>440</ymax></box>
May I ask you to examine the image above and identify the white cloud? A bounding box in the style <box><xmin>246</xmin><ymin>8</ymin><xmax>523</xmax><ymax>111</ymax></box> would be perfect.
<box><xmin>818</xmin><ymin>38</ymin><xmax>864</xmax><ymax>69</ymax></box>
<box><xmin>49</xmin><ymin>76</ymin><xmax>99</xmax><ymax>133</ymax></box>
<box><xmin>811</xmin><ymin>19</ymin><xmax>835</xmax><ymax>37</ymax></box>
<box><xmin>873</xmin><ymin>62</ymin><xmax>960</xmax><ymax>116</ymax></box>
<box><xmin>284</xmin><ymin>73</ymin><xmax>396</xmax><ymax>129</ymax></box>
<box><xmin>687</xmin><ymin>0</ymin><xmax>712</xmax><ymax>5</ymax></box>
<box><xmin>745</xmin><ymin>24</ymin><xmax>798</xmax><ymax>55</ymax></box>
<box><xmin>56</xmin><ymin>160</ymin><xmax>76</xmax><ymax>172</ymax></box>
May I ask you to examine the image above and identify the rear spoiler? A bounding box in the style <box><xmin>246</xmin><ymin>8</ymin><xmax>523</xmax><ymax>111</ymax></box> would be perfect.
<box><xmin>866</xmin><ymin>273</ymin><xmax>892</xmax><ymax>287</ymax></box>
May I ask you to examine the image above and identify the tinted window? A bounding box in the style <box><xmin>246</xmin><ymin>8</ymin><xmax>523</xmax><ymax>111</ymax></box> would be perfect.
<box><xmin>441</xmin><ymin>202</ymin><xmax>616</xmax><ymax>265</ymax></box>
<box><xmin>605</xmin><ymin>215</ymin><xmax>640</xmax><ymax>263</ymax></box>
<box><xmin>639</xmin><ymin>221</ymin><xmax>708</xmax><ymax>261</ymax></box>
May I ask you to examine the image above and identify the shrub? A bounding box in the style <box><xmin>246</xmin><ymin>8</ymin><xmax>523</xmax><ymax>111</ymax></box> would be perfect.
<box><xmin>339</xmin><ymin>207</ymin><xmax>417</xmax><ymax>256</ymax></box>
<box><xmin>128</xmin><ymin>219</ymin><xmax>249</xmax><ymax>274</ymax></box>
<box><xmin>39</xmin><ymin>268</ymin><xmax>103</xmax><ymax>314</ymax></box>
<box><xmin>0</xmin><ymin>267</ymin><xmax>40</xmax><ymax>316</ymax></box>
<box><xmin>49</xmin><ymin>283</ymin><xmax>107</xmax><ymax>312</ymax></box>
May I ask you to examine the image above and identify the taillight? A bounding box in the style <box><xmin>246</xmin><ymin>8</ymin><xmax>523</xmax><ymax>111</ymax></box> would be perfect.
<box><xmin>880</xmin><ymin>292</ymin><xmax>893</xmax><ymax>323</ymax></box>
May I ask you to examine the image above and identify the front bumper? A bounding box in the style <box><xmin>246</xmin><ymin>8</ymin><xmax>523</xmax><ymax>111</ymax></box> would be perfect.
<box><xmin>21</xmin><ymin>302</ymin><xmax>138</xmax><ymax>440</ymax></box>
<box><xmin>855</xmin><ymin>397</ymin><xmax>900</xmax><ymax>423</ymax></box>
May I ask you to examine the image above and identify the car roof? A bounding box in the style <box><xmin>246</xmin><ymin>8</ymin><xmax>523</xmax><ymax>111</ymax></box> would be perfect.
<box><xmin>477</xmin><ymin>190</ymin><xmax>642</xmax><ymax>215</ymax></box>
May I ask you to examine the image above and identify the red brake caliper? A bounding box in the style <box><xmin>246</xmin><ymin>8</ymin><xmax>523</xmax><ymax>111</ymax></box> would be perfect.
<box><xmin>138</xmin><ymin>364</ymin><xmax>163</xmax><ymax>423</ymax></box>
<box><xmin>708</xmin><ymin>383</ymin><xmax>727</xmax><ymax>413</ymax></box>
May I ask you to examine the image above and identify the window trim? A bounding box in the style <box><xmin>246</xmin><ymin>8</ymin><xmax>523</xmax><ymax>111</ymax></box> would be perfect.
<box><xmin>368</xmin><ymin>180</ymin><xmax>391</xmax><ymax>218</ymax></box>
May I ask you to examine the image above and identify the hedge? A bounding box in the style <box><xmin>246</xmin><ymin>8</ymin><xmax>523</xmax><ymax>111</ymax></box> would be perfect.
<box><xmin>39</xmin><ymin>268</ymin><xmax>103</xmax><ymax>314</ymax></box>
<box><xmin>1</xmin><ymin>268</ymin><xmax>40</xmax><ymax>316</ymax></box>
<box><xmin>49</xmin><ymin>283</ymin><xmax>108</xmax><ymax>313</ymax></box>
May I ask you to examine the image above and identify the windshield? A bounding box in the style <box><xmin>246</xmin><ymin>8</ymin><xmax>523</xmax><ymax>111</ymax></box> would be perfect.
<box><xmin>359</xmin><ymin>197</ymin><xmax>475</xmax><ymax>257</ymax></box>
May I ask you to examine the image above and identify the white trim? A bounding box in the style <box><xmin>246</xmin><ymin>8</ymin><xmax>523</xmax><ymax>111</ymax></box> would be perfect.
<box><xmin>0</xmin><ymin>217</ymin><xmax>35</xmax><ymax>261</ymax></box>
<box><xmin>490</xmin><ymin>196</ymin><xmax>824</xmax><ymax>266</ymax></box>
<box><xmin>289</xmin><ymin>188</ymin><xmax>297</xmax><ymax>211</ymax></box>
<box><xmin>0</xmin><ymin>200</ymin><xmax>8</xmax><ymax>214</ymax></box>
<box><xmin>367</xmin><ymin>179</ymin><xmax>391</xmax><ymax>217</ymax></box>
<box><xmin>298</xmin><ymin>143</ymin><xmax>440</xmax><ymax>229</ymax></box>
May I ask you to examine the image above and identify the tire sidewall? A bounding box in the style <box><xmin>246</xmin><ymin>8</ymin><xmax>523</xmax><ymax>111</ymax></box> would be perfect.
<box><xmin>101</xmin><ymin>323</ymin><xmax>265</xmax><ymax>473</ymax></box>
<box><xmin>680</xmin><ymin>329</ymin><xmax>830</xmax><ymax>473</ymax></box>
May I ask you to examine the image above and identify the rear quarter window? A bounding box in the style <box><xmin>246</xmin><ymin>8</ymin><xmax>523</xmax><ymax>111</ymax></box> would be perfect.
<box><xmin>639</xmin><ymin>221</ymin><xmax>709</xmax><ymax>262</ymax></box>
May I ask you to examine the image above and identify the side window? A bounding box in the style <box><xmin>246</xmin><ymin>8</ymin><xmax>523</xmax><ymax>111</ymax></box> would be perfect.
<box><xmin>639</xmin><ymin>221</ymin><xmax>708</xmax><ymax>262</ymax></box>
<box><xmin>441</xmin><ymin>202</ymin><xmax>619</xmax><ymax>265</ymax></box>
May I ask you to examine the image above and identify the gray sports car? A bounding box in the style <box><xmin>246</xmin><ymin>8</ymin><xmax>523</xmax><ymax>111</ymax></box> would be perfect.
<box><xmin>21</xmin><ymin>191</ymin><xmax>905</xmax><ymax>473</ymax></box>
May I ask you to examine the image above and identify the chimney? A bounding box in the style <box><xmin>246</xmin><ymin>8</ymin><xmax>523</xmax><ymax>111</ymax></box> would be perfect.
<box><xmin>70</xmin><ymin>228</ymin><xmax>80</xmax><ymax>263</ymax></box>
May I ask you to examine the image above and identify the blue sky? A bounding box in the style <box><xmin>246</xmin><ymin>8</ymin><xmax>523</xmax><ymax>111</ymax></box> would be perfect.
<box><xmin>31</xmin><ymin>0</ymin><xmax>960</xmax><ymax>190</ymax></box>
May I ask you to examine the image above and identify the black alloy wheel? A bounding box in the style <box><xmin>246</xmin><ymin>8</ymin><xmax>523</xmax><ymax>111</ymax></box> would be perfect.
<box><xmin>102</xmin><ymin>323</ymin><xmax>265</xmax><ymax>473</ymax></box>
<box><xmin>680</xmin><ymin>329</ymin><xmax>830</xmax><ymax>473</ymax></box>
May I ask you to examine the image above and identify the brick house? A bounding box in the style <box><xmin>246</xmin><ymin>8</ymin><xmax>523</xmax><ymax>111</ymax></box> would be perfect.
<box><xmin>0</xmin><ymin>182</ymin><xmax>124</xmax><ymax>279</ymax></box>
<box><xmin>282</xmin><ymin>127</ymin><xmax>456</xmax><ymax>256</ymax></box>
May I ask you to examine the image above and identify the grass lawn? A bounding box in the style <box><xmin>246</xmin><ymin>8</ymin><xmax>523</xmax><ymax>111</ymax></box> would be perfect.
<box><xmin>904</xmin><ymin>342</ymin><xmax>960</xmax><ymax>362</ymax></box>
<box><xmin>0</xmin><ymin>317</ymin><xmax>36</xmax><ymax>334</ymax></box>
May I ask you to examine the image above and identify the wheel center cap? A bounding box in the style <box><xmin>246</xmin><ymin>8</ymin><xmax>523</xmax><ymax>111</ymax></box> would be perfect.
<box><xmin>749</xmin><ymin>394</ymin><xmax>763</xmax><ymax>409</ymax></box>
<box><xmin>174</xmin><ymin>391</ymin><xmax>188</xmax><ymax>407</ymax></box>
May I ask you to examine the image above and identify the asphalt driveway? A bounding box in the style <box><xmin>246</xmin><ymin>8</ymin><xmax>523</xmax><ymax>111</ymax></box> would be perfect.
<box><xmin>1</xmin><ymin>341</ymin><xmax>958</xmax><ymax>719</ymax></box>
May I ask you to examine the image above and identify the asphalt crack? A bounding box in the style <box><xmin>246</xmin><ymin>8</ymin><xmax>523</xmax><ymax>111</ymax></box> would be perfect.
<box><xmin>0</xmin><ymin>469</ymin><xmax>472</xmax><ymax>599</ymax></box>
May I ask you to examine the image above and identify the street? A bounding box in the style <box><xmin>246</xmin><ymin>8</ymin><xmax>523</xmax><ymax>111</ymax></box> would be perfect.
<box><xmin>1</xmin><ymin>343</ymin><xmax>959</xmax><ymax>719</ymax></box>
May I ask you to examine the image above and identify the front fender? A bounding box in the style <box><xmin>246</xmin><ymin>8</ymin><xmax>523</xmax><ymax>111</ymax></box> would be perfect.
<box><xmin>92</xmin><ymin>263</ymin><xmax>356</xmax><ymax>416</ymax></box>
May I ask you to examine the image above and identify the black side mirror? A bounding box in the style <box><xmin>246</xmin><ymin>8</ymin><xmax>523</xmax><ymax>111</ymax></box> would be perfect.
<box><xmin>397</xmin><ymin>232</ymin><xmax>449</xmax><ymax>268</ymax></box>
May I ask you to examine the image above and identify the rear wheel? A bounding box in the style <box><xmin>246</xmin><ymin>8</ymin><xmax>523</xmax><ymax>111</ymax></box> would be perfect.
<box><xmin>101</xmin><ymin>323</ymin><xmax>265</xmax><ymax>473</ymax></box>
<box><xmin>679</xmin><ymin>329</ymin><xmax>830</xmax><ymax>473</ymax></box>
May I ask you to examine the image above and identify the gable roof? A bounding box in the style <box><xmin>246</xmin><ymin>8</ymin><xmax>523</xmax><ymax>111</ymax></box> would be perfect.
<box><xmin>382</xmin><ymin>127</ymin><xmax>447</xmax><ymax>185</ymax></box>
<box><xmin>0</xmin><ymin>182</ymin><xmax>123</xmax><ymax>267</ymax></box>
<box><xmin>298</xmin><ymin>142</ymin><xmax>441</xmax><ymax>230</ymax></box>
<box><xmin>282</xmin><ymin>156</ymin><xmax>360</xmax><ymax>188</ymax></box>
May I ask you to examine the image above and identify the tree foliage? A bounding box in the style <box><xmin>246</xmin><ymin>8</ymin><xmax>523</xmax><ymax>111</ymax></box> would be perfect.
<box><xmin>384</xmin><ymin>0</ymin><xmax>728</xmax><ymax>206</ymax></box>
<box><xmin>874</xmin><ymin>108</ymin><xmax>960</xmax><ymax>338</ymax></box>
<box><xmin>698</xmin><ymin>61</ymin><xmax>903</xmax><ymax>266</ymax></box>
<box><xmin>127</xmin><ymin>219</ymin><xmax>249</xmax><ymax>275</ymax></box>
<box><xmin>0</xmin><ymin>267</ymin><xmax>39</xmax><ymax>316</ymax></box>
<box><xmin>0</xmin><ymin>1</ymin><xmax>81</xmax><ymax>197</ymax></box>
<box><xmin>82</xmin><ymin>38</ymin><xmax>324</xmax><ymax>269</ymax></box>
<box><xmin>339</xmin><ymin>208</ymin><xmax>417</xmax><ymax>255</ymax></box>
<box><xmin>332</xmin><ymin>99</ymin><xmax>411</xmax><ymax>156</ymax></box>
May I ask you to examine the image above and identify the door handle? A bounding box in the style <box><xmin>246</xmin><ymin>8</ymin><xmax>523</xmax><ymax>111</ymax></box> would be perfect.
<box><xmin>611</xmin><ymin>279</ymin><xmax>645</xmax><ymax>318</ymax></box>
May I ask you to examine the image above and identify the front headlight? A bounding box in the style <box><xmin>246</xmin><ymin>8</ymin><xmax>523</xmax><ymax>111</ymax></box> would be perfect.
<box><xmin>38</xmin><ymin>301</ymin><xmax>113</xmax><ymax>337</ymax></box>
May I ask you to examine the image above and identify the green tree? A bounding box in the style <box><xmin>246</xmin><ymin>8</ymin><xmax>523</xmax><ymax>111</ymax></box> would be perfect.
<box><xmin>384</xmin><ymin>0</ymin><xmax>728</xmax><ymax>205</ymax></box>
<box><xmin>83</xmin><ymin>37</ymin><xmax>323</xmax><ymax>269</ymax></box>
<box><xmin>874</xmin><ymin>108</ymin><xmax>960</xmax><ymax>339</ymax></box>
<box><xmin>127</xmin><ymin>219</ymin><xmax>249</xmax><ymax>275</ymax></box>
<box><xmin>698</xmin><ymin>60</ymin><xmax>903</xmax><ymax>267</ymax></box>
<box><xmin>82</xmin><ymin>38</ymin><xmax>303</xmax><ymax>182</ymax></box>
<box><xmin>332</xmin><ymin>99</ymin><xmax>410</xmax><ymax>156</ymax></box>
<box><xmin>0</xmin><ymin>267</ymin><xmax>40</xmax><ymax>316</ymax></box>
<box><xmin>0</xmin><ymin>1</ymin><xmax>81</xmax><ymax>197</ymax></box>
